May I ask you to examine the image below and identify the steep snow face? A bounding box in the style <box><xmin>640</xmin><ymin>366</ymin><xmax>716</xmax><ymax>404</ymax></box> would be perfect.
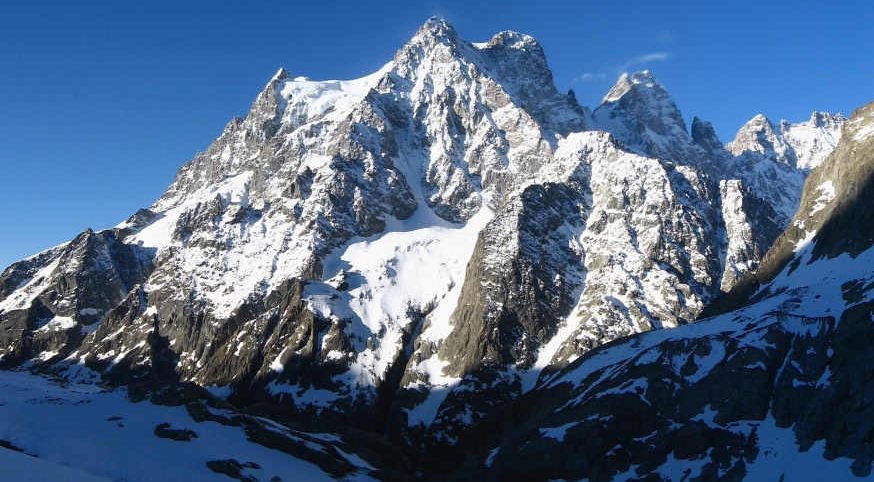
<box><xmin>129</xmin><ymin>64</ymin><xmax>419</xmax><ymax>322</ymax></box>
<box><xmin>727</xmin><ymin>150</ymin><xmax>806</xmax><ymax>224</ymax></box>
<box><xmin>277</xmin><ymin>64</ymin><xmax>394</xmax><ymax>127</ymax></box>
<box><xmin>781</xmin><ymin>112</ymin><xmax>846</xmax><ymax>170</ymax></box>
<box><xmin>550</xmin><ymin>132</ymin><xmax>721</xmax><ymax>362</ymax></box>
<box><xmin>127</xmin><ymin>171</ymin><xmax>318</xmax><ymax>320</ymax></box>
<box><xmin>0</xmin><ymin>252</ymin><xmax>63</xmax><ymax>315</ymax></box>
<box><xmin>302</xmin><ymin>194</ymin><xmax>494</xmax><ymax>390</ymax></box>
<box><xmin>719</xmin><ymin>180</ymin><xmax>756</xmax><ymax>290</ymax></box>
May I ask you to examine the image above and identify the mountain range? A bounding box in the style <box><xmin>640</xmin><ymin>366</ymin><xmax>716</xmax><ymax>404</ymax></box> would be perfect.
<box><xmin>0</xmin><ymin>18</ymin><xmax>870</xmax><ymax>481</ymax></box>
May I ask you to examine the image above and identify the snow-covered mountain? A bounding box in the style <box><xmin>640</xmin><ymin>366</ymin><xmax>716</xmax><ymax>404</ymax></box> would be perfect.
<box><xmin>452</xmin><ymin>100</ymin><xmax>874</xmax><ymax>481</ymax></box>
<box><xmin>0</xmin><ymin>17</ymin><xmax>857</xmax><ymax>480</ymax></box>
<box><xmin>728</xmin><ymin>111</ymin><xmax>845</xmax><ymax>171</ymax></box>
<box><xmin>724</xmin><ymin>111</ymin><xmax>845</xmax><ymax>225</ymax></box>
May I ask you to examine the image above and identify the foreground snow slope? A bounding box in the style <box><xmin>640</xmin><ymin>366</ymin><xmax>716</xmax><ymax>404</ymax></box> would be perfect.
<box><xmin>0</xmin><ymin>370</ymin><xmax>376</xmax><ymax>481</ymax></box>
<box><xmin>0</xmin><ymin>447</ymin><xmax>110</xmax><ymax>482</ymax></box>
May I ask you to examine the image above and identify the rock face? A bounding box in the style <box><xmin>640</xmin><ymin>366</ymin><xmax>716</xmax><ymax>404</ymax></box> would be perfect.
<box><xmin>0</xmin><ymin>17</ymin><xmax>854</xmax><ymax>478</ymax></box>
<box><xmin>446</xmin><ymin>101</ymin><xmax>874</xmax><ymax>481</ymax></box>
<box><xmin>717</xmin><ymin>179</ymin><xmax>782</xmax><ymax>292</ymax></box>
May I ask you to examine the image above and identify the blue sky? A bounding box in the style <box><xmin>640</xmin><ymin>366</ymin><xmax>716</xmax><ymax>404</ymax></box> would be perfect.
<box><xmin>1</xmin><ymin>0</ymin><xmax>873</xmax><ymax>268</ymax></box>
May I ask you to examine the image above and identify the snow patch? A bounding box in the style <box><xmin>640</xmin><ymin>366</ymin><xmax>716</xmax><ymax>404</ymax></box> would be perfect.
<box><xmin>539</xmin><ymin>421</ymin><xmax>579</xmax><ymax>442</ymax></box>
<box><xmin>35</xmin><ymin>316</ymin><xmax>77</xmax><ymax>332</ymax></box>
<box><xmin>809</xmin><ymin>180</ymin><xmax>836</xmax><ymax>216</ymax></box>
<box><xmin>793</xmin><ymin>230</ymin><xmax>817</xmax><ymax>253</ymax></box>
<box><xmin>852</xmin><ymin>116</ymin><xmax>874</xmax><ymax>142</ymax></box>
<box><xmin>0</xmin><ymin>257</ymin><xmax>61</xmax><ymax>313</ymax></box>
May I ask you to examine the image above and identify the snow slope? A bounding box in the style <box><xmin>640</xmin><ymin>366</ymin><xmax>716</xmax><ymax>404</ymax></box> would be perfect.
<box><xmin>0</xmin><ymin>370</ymin><xmax>375</xmax><ymax>481</ymax></box>
<box><xmin>0</xmin><ymin>447</ymin><xmax>110</xmax><ymax>482</ymax></box>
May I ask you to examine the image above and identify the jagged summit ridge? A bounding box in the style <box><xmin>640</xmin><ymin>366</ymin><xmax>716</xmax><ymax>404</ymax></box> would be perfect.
<box><xmin>728</xmin><ymin>110</ymin><xmax>845</xmax><ymax>171</ymax></box>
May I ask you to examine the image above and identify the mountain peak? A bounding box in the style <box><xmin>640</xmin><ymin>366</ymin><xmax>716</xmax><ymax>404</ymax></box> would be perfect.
<box><xmin>749</xmin><ymin>113</ymin><xmax>773</xmax><ymax>127</ymax></box>
<box><xmin>727</xmin><ymin>113</ymin><xmax>788</xmax><ymax>164</ymax></box>
<box><xmin>691</xmin><ymin>116</ymin><xmax>724</xmax><ymax>154</ymax></box>
<box><xmin>413</xmin><ymin>16</ymin><xmax>459</xmax><ymax>44</ymax></box>
<box><xmin>629</xmin><ymin>69</ymin><xmax>656</xmax><ymax>83</ymax></box>
<box><xmin>483</xmin><ymin>30</ymin><xmax>541</xmax><ymax>51</ymax></box>
<box><xmin>270</xmin><ymin>67</ymin><xmax>290</xmax><ymax>83</ymax></box>
<box><xmin>601</xmin><ymin>70</ymin><xmax>659</xmax><ymax>104</ymax></box>
<box><xmin>474</xmin><ymin>28</ymin><xmax>553</xmax><ymax>100</ymax></box>
<box><xmin>730</xmin><ymin>113</ymin><xmax>778</xmax><ymax>146</ymax></box>
<box><xmin>592</xmin><ymin>70</ymin><xmax>698</xmax><ymax>164</ymax></box>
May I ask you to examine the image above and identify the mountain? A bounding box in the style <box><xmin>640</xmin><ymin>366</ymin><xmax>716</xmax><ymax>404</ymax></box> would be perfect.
<box><xmin>0</xmin><ymin>17</ymin><xmax>855</xmax><ymax>480</ymax></box>
<box><xmin>728</xmin><ymin>111</ymin><xmax>846</xmax><ymax>171</ymax></box>
<box><xmin>449</xmin><ymin>100</ymin><xmax>874</xmax><ymax>481</ymax></box>
<box><xmin>724</xmin><ymin>111</ymin><xmax>845</xmax><ymax>227</ymax></box>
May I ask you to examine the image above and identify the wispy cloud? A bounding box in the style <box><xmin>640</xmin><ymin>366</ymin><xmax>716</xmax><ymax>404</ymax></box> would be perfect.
<box><xmin>573</xmin><ymin>51</ymin><xmax>672</xmax><ymax>84</ymax></box>
<box><xmin>575</xmin><ymin>72</ymin><xmax>607</xmax><ymax>82</ymax></box>
<box><xmin>620</xmin><ymin>52</ymin><xmax>671</xmax><ymax>71</ymax></box>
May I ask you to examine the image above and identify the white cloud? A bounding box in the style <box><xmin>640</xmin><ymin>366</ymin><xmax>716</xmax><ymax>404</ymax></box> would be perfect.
<box><xmin>620</xmin><ymin>52</ymin><xmax>671</xmax><ymax>71</ymax></box>
<box><xmin>574</xmin><ymin>52</ymin><xmax>672</xmax><ymax>84</ymax></box>
<box><xmin>574</xmin><ymin>72</ymin><xmax>607</xmax><ymax>82</ymax></box>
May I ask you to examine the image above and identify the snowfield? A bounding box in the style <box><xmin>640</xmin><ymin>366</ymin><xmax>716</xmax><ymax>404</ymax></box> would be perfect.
<box><xmin>0</xmin><ymin>370</ymin><xmax>374</xmax><ymax>481</ymax></box>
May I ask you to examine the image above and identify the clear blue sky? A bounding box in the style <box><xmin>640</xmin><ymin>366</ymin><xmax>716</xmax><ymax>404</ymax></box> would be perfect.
<box><xmin>2</xmin><ymin>0</ymin><xmax>872</xmax><ymax>268</ymax></box>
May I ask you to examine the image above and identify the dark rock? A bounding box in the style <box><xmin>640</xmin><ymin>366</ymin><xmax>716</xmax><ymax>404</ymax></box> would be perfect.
<box><xmin>205</xmin><ymin>459</ymin><xmax>259</xmax><ymax>482</ymax></box>
<box><xmin>153</xmin><ymin>423</ymin><xmax>198</xmax><ymax>441</ymax></box>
